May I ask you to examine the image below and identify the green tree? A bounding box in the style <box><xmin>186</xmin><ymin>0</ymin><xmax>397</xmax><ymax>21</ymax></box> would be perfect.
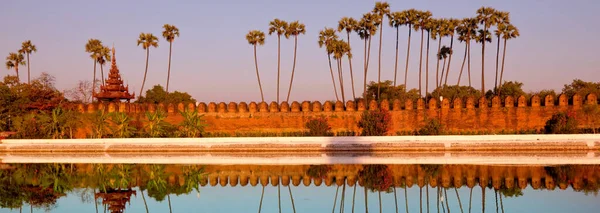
<box><xmin>456</xmin><ymin>18</ymin><xmax>478</xmax><ymax>87</ymax></box>
<box><xmin>338</xmin><ymin>17</ymin><xmax>359</xmax><ymax>100</ymax></box>
<box><xmin>246</xmin><ymin>30</ymin><xmax>267</xmax><ymax>102</ymax></box>
<box><xmin>136</xmin><ymin>85</ymin><xmax>196</xmax><ymax>104</ymax></box>
<box><xmin>285</xmin><ymin>21</ymin><xmax>306</xmax><ymax>102</ymax></box>
<box><xmin>85</xmin><ymin>39</ymin><xmax>102</xmax><ymax>96</ymax></box>
<box><xmin>427</xmin><ymin>85</ymin><xmax>482</xmax><ymax>101</ymax></box>
<box><xmin>388</xmin><ymin>11</ymin><xmax>408</xmax><ymax>87</ymax></box>
<box><xmin>19</xmin><ymin>40</ymin><xmax>37</xmax><ymax>84</ymax></box>
<box><xmin>414</xmin><ymin>11</ymin><xmax>433</xmax><ymax>96</ymax></box>
<box><xmin>372</xmin><ymin>2</ymin><xmax>390</xmax><ymax>98</ymax></box>
<box><xmin>493</xmin><ymin>81</ymin><xmax>525</xmax><ymax>100</ymax></box>
<box><xmin>493</xmin><ymin>11</ymin><xmax>510</xmax><ymax>91</ymax></box>
<box><xmin>476</xmin><ymin>7</ymin><xmax>498</xmax><ymax>94</ymax></box>
<box><xmin>5</xmin><ymin>52</ymin><xmax>26</xmax><ymax>82</ymax></box>
<box><xmin>402</xmin><ymin>9</ymin><xmax>420</xmax><ymax>89</ymax></box>
<box><xmin>498</xmin><ymin>23</ymin><xmax>520</xmax><ymax>88</ymax></box>
<box><xmin>137</xmin><ymin>33</ymin><xmax>159</xmax><ymax>96</ymax></box>
<box><xmin>162</xmin><ymin>24</ymin><xmax>180</xmax><ymax>93</ymax></box>
<box><xmin>562</xmin><ymin>79</ymin><xmax>600</xmax><ymax>98</ymax></box>
<box><xmin>365</xmin><ymin>80</ymin><xmax>420</xmax><ymax>102</ymax></box>
<box><xmin>268</xmin><ymin>19</ymin><xmax>289</xmax><ymax>103</ymax></box>
<box><xmin>318</xmin><ymin>27</ymin><xmax>340</xmax><ymax>101</ymax></box>
<box><xmin>177</xmin><ymin>110</ymin><xmax>207</xmax><ymax>137</ymax></box>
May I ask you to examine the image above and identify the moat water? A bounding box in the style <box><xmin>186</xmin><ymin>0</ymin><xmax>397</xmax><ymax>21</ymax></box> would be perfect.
<box><xmin>0</xmin><ymin>160</ymin><xmax>599</xmax><ymax>212</ymax></box>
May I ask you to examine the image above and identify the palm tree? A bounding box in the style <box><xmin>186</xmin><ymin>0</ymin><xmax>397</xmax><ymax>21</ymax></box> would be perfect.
<box><xmin>288</xmin><ymin>185</ymin><xmax>297</xmax><ymax>213</ymax></box>
<box><xmin>268</xmin><ymin>19</ymin><xmax>289</xmax><ymax>103</ymax></box>
<box><xmin>438</xmin><ymin>46</ymin><xmax>451</xmax><ymax>83</ymax></box>
<box><xmin>330</xmin><ymin>39</ymin><xmax>352</xmax><ymax>105</ymax></box>
<box><xmin>258</xmin><ymin>185</ymin><xmax>265</xmax><ymax>213</ymax></box>
<box><xmin>285</xmin><ymin>21</ymin><xmax>306</xmax><ymax>102</ymax></box>
<box><xmin>5</xmin><ymin>52</ymin><xmax>25</xmax><ymax>82</ymax></box>
<box><xmin>318</xmin><ymin>27</ymin><xmax>340</xmax><ymax>101</ymax></box>
<box><xmin>97</xmin><ymin>46</ymin><xmax>111</xmax><ymax>86</ymax></box>
<box><xmin>414</xmin><ymin>10</ymin><xmax>432</xmax><ymax>96</ymax></box>
<box><xmin>18</xmin><ymin>40</ymin><xmax>37</xmax><ymax>84</ymax></box>
<box><xmin>498</xmin><ymin>23</ymin><xmax>520</xmax><ymax>92</ymax></box>
<box><xmin>137</xmin><ymin>33</ymin><xmax>159</xmax><ymax>96</ymax></box>
<box><xmin>162</xmin><ymin>24</ymin><xmax>180</xmax><ymax>93</ymax></box>
<box><xmin>474</xmin><ymin>28</ymin><xmax>492</xmax><ymax>93</ymax></box>
<box><xmin>388</xmin><ymin>11</ymin><xmax>407</xmax><ymax>87</ymax></box>
<box><xmin>476</xmin><ymin>7</ymin><xmax>497</xmax><ymax>94</ymax></box>
<box><xmin>372</xmin><ymin>1</ymin><xmax>390</xmax><ymax>98</ymax></box>
<box><xmin>443</xmin><ymin>18</ymin><xmax>459</xmax><ymax>85</ymax></box>
<box><xmin>493</xmin><ymin>12</ymin><xmax>510</xmax><ymax>92</ymax></box>
<box><xmin>355</xmin><ymin>13</ymin><xmax>378</xmax><ymax>102</ymax></box>
<box><xmin>338</xmin><ymin>17</ymin><xmax>358</xmax><ymax>100</ymax></box>
<box><xmin>424</xmin><ymin>19</ymin><xmax>436</xmax><ymax>96</ymax></box>
<box><xmin>85</xmin><ymin>39</ymin><xmax>102</xmax><ymax>97</ymax></box>
<box><xmin>246</xmin><ymin>30</ymin><xmax>267</xmax><ymax>102</ymax></box>
<box><xmin>431</xmin><ymin>19</ymin><xmax>444</xmax><ymax>89</ymax></box>
<box><xmin>402</xmin><ymin>9</ymin><xmax>420</xmax><ymax>90</ymax></box>
<box><xmin>456</xmin><ymin>18</ymin><xmax>478</xmax><ymax>86</ymax></box>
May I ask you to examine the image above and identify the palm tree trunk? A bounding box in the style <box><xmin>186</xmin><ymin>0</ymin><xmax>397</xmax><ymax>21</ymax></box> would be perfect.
<box><xmin>30</xmin><ymin>205</ymin><xmax>31</xmax><ymax>213</ymax></box>
<box><xmin>377</xmin><ymin>21</ymin><xmax>384</xmax><ymax>99</ymax></box>
<box><xmin>338</xmin><ymin>58</ymin><xmax>346</xmax><ymax>104</ymax></box>
<box><xmin>95</xmin><ymin>188</ymin><xmax>99</xmax><ymax>213</ymax></box>
<box><xmin>366</xmin><ymin>36</ymin><xmax>373</xmax><ymax>101</ymax></box>
<box><xmin>482</xmin><ymin>186</ymin><xmax>486</xmax><ymax>213</ymax></box>
<box><xmin>481</xmin><ymin>26</ymin><xmax>487</xmax><ymax>95</ymax></box>
<box><xmin>494</xmin><ymin>190</ymin><xmax>498</xmax><ymax>213</ymax></box>
<box><xmin>168</xmin><ymin>194</ymin><xmax>172</xmax><ymax>213</ymax></box>
<box><xmin>499</xmin><ymin>191</ymin><xmax>504</xmax><ymax>213</ymax></box>
<box><xmin>425</xmin><ymin>31</ymin><xmax>431</xmax><ymax>96</ymax></box>
<box><xmin>365</xmin><ymin>186</ymin><xmax>369</xmax><ymax>213</ymax></box>
<box><xmin>467</xmin><ymin>40</ymin><xmax>472</xmax><ymax>87</ymax></box>
<box><xmin>499</xmin><ymin>38</ymin><xmax>508</xmax><ymax>95</ymax></box>
<box><xmin>140</xmin><ymin>48</ymin><xmax>150</xmax><ymax>96</ymax></box>
<box><xmin>100</xmin><ymin>63</ymin><xmax>106</xmax><ymax>86</ymax></box>
<box><xmin>420</xmin><ymin>187</ymin><xmax>423</xmax><ymax>213</ymax></box>
<box><xmin>15</xmin><ymin>66</ymin><xmax>20</xmax><ymax>82</ymax></box>
<box><xmin>328</xmin><ymin>54</ymin><xmax>340</xmax><ymax>101</ymax></box>
<box><xmin>141</xmin><ymin>188</ymin><xmax>149</xmax><ymax>213</ymax></box>
<box><xmin>418</xmin><ymin>29</ymin><xmax>425</xmax><ymax>97</ymax></box>
<box><xmin>278</xmin><ymin>183</ymin><xmax>282</xmax><ymax>213</ymax></box>
<box><xmin>444</xmin><ymin>35</ymin><xmax>454</xmax><ymax>85</ymax></box>
<box><xmin>286</xmin><ymin>35</ymin><xmax>299</xmax><ymax>102</ymax></box>
<box><xmin>437</xmin><ymin>187</ymin><xmax>441</xmax><ymax>213</ymax></box>
<box><xmin>426</xmin><ymin>184</ymin><xmax>430</xmax><ymax>213</ymax></box>
<box><xmin>277</xmin><ymin>35</ymin><xmax>281</xmax><ymax>103</ymax></box>
<box><xmin>26</xmin><ymin>53</ymin><xmax>31</xmax><ymax>84</ymax></box>
<box><xmin>405</xmin><ymin>186</ymin><xmax>409</xmax><ymax>213</ymax></box>
<box><xmin>363</xmin><ymin>39</ymin><xmax>368</xmax><ymax>103</ymax></box>
<box><xmin>347</xmin><ymin>32</ymin><xmax>356</xmax><ymax>100</ymax></box>
<box><xmin>444</xmin><ymin>188</ymin><xmax>450</xmax><ymax>213</ymax></box>
<box><xmin>259</xmin><ymin>185</ymin><xmax>265</xmax><ymax>213</ymax></box>
<box><xmin>494</xmin><ymin>35</ymin><xmax>501</xmax><ymax>93</ymax></box>
<box><xmin>333</xmin><ymin>185</ymin><xmax>340</xmax><ymax>213</ymax></box>
<box><xmin>92</xmin><ymin>61</ymin><xmax>97</xmax><ymax>98</ymax></box>
<box><xmin>404</xmin><ymin>26</ymin><xmax>412</xmax><ymax>90</ymax></box>
<box><xmin>394</xmin><ymin>187</ymin><xmax>399</xmax><ymax>213</ymax></box>
<box><xmin>394</xmin><ymin>27</ymin><xmax>400</xmax><ymax>87</ymax></box>
<box><xmin>352</xmin><ymin>184</ymin><xmax>357</xmax><ymax>213</ymax></box>
<box><xmin>166</xmin><ymin>41</ymin><xmax>173</xmax><ymax>93</ymax></box>
<box><xmin>341</xmin><ymin>182</ymin><xmax>346</xmax><ymax>213</ymax></box>
<box><xmin>440</xmin><ymin>58</ymin><xmax>447</xmax><ymax>87</ymax></box>
<box><xmin>254</xmin><ymin>45</ymin><xmax>265</xmax><ymax>102</ymax></box>
<box><xmin>455</xmin><ymin>188</ymin><xmax>464</xmax><ymax>213</ymax></box>
<box><xmin>457</xmin><ymin>43</ymin><xmax>468</xmax><ymax>86</ymax></box>
<box><xmin>288</xmin><ymin>185</ymin><xmax>297</xmax><ymax>213</ymax></box>
<box><xmin>379</xmin><ymin>191</ymin><xmax>383</xmax><ymax>213</ymax></box>
<box><xmin>435</xmin><ymin>37</ymin><xmax>442</xmax><ymax>89</ymax></box>
<box><xmin>468</xmin><ymin>187</ymin><xmax>473</xmax><ymax>213</ymax></box>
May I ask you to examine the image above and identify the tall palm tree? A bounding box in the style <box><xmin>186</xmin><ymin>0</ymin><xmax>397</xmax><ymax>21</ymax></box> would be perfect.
<box><xmin>402</xmin><ymin>9</ymin><xmax>420</xmax><ymax>90</ymax></box>
<box><xmin>85</xmin><ymin>39</ymin><xmax>102</xmax><ymax>97</ymax></box>
<box><xmin>474</xmin><ymin>28</ymin><xmax>492</xmax><ymax>93</ymax></box>
<box><xmin>414</xmin><ymin>11</ymin><xmax>432</xmax><ymax>96</ymax></box>
<box><xmin>330</xmin><ymin>39</ymin><xmax>352</xmax><ymax>104</ymax></box>
<box><xmin>97</xmin><ymin>46</ymin><xmax>111</xmax><ymax>86</ymax></box>
<box><xmin>498</xmin><ymin>23</ymin><xmax>520</xmax><ymax>91</ymax></box>
<box><xmin>438</xmin><ymin>46</ymin><xmax>451</xmax><ymax>83</ymax></box>
<box><xmin>456</xmin><ymin>18</ymin><xmax>478</xmax><ymax>86</ymax></box>
<box><xmin>443</xmin><ymin>18</ymin><xmax>459</xmax><ymax>85</ymax></box>
<box><xmin>5</xmin><ymin>52</ymin><xmax>25</xmax><ymax>82</ymax></box>
<box><xmin>18</xmin><ymin>40</ymin><xmax>37</xmax><ymax>84</ymax></box>
<box><xmin>431</xmin><ymin>19</ymin><xmax>444</xmax><ymax>89</ymax></box>
<box><xmin>356</xmin><ymin>13</ymin><xmax>378</xmax><ymax>102</ymax></box>
<box><xmin>285</xmin><ymin>21</ymin><xmax>306</xmax><ymax>102</ymax></box>
<box><xmin>493</xmin><ymin>12</ymin><xmax>510</xmax><ymax>92</ymax></box>
<box><xmin>258</xmin><ymin>185</ymin><xmax>265</xmax><ymax>213</ymax></box>
<box><xmin>318</xmin><ymin>27</ymin><xmax>340</xmax><ymax>101</ymax></box>
<box><xmin>137</xmin><ymin>33</ymin><xmax>159</xmax><ymax>96</ymax></box>
<box><xmin>288</xmin><ymin>185</ymin><xmax>297</xmax><ymax>213</ymax></box>
<box><xmin>476</xmin><ymin>7</ymin><xmax>497</xmax><ymax>94</ymax></box>
<box><xmin>268</xmin><ymin>19</ymin><xmax>289</xmax><ymax>103</ymax></box>
<box><xmin>338</xmin><ymin>17</ymin><xmax>358</xmax><ymax>100</ymax></box>
<box><xmin>424</xmin><ymin>19</ymin><xmax>436</xmax><ymax>96</ymax></box>
<box><xmin>372</xmin><ymin>1</ymin><xmax>390</xmax><ymax>98</ymax></box>
<box><xmin>246</xmin><ymin>30</ymin><xmax>267</xmax><ymax>102</ymax></box>
<box><xmin>162</xmin><ymin>24</ymin><xmax>180</xmax><ymax>93</ymax></box>
<box><xmin>388</xmin><ymin>11</ymin><xmax>407</xmax><ymax>87</ymax></box>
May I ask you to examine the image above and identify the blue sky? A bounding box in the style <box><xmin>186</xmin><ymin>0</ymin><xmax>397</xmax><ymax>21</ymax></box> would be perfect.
<box><xmin>1</xmin><ymin>0</ymin><xmax>599</xmax><ymax>103</ymax></box>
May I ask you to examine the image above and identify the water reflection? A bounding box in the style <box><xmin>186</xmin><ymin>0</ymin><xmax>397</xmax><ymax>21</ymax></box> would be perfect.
<box><xmin>0</xmin><ymin>164</ymin><xmax>599</xmax><ymax>212</ymax></box>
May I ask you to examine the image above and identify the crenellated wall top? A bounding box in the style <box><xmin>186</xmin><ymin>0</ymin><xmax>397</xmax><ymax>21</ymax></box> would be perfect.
<box><xmin>77</xmin><ymin>93</ymin><xmax>599</xmax><ymax>114</ymax></box>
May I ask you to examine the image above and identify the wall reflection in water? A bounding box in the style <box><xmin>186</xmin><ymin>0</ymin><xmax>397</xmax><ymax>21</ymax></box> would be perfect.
<box><xmin>0</xmin><ymin>164</ymin><xmax>599</xmax><ymax>212</ymax></box>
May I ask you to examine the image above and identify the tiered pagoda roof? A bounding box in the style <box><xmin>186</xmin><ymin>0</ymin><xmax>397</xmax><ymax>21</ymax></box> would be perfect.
<box><xmin>95</xmin><ymin>188</ymin><xmax>137</xmax><ymax>213</ymax></box>
<box><xmin>94</xmin><ymin>46</ymin><xmax>135</xmax><ymax>102</ymax></box>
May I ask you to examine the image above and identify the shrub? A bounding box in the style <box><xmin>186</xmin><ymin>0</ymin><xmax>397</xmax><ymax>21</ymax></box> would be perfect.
<box><xmin>416</xmin><ymin>119</ymin><xmax>444</xmax><ymax>135</ymax></box>
<box><xmin>305</xmin><ymin>117</ymin><xmax>332</xmax><ymax>136</ymax></box>
<box><xmin>358</xmin><ymin>110</ymin><xmax>391</xmax><ymax>136</ymax></box>
<box><xmin>177</xmin><ymin>110</ymin><xmax>207</xmax><ymax>137</ymax></box>
<box><xmin>544</xmin><ymin>111</ymin><xmax>578</xmax><ymax>134</ymax></box>
<box><xmin>306</xmin><ymin>165</ymin><xmax>332</xmax><ymax>179</ymax></box>
<box><xmin>359</xmin><ymin>165</ymin><xmax>393</xmax><ymax>192</ymax></box>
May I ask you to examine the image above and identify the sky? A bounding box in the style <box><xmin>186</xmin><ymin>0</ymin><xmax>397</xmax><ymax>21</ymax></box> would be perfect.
<box><xmin>1</xmin><ymin>0</ymin><xmax>599</xmax><ymax>103</ymax></box>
